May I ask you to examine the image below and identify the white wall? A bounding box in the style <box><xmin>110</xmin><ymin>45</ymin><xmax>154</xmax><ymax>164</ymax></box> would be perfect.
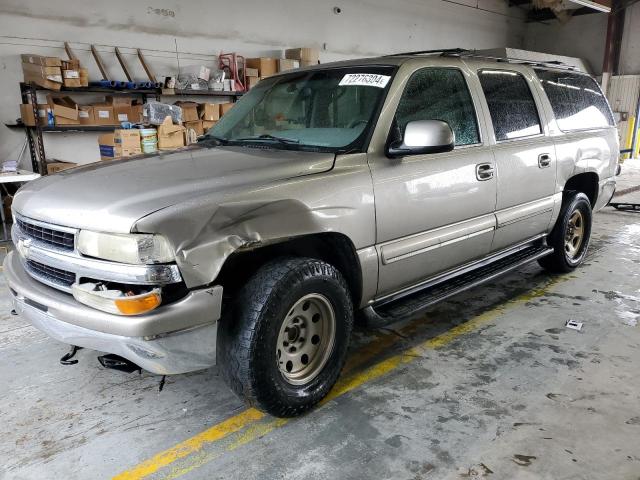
<box><xmin>0</xmin><ymin>0</ymin><xmax>526</xmax><ymax>169</ymax></box>
<box><xmin>524</xmin><ymin>12</ymin><xmax>608</xmax><ymax>75</ymax></box>
<box><xmin>524</xmin><ymin>2</ymin><xmax>640</xmax><ymax>77</ymax></box>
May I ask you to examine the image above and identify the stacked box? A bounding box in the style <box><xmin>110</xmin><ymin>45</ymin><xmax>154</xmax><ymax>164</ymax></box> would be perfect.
<box><xmin>285</xmin><ymin>48</ymin><xmax>320</xmax><ymax>67</ymax></box>
<box><xmin>19</xmin><ymin>104</ymin><xmax>51</xmax><ymax>126</ymax></box>
<box><xmin>220</xmin><ymin>103</ymin><xmax>234</xmax><ymax>116</ymax></box>
<box><xmin>98</xmin><ymin>130</ymin><xmax>142</xmax><ymax>160</ymax></box>
<box><xmin>21</xmin><ymin>55</ymin><xmax>63</xmax><ymax>90</ymax></box>
<box><xmin>157</xmin><ymin>117</ymin><xmax>185</xmax><ymax>150</ymax></box>
<box><xmin>198</xmin><ymin>103</ymin><xmax>220</xmax><ymax>121</ymax></box>
<box><xmin>174</xmin><ymin>101</ymin><xmax>199</xmax><ymax>122</ymax></box>
<box><xmin>47</xmin><ymin>95</ymin><xmax>79</xmax><ymax>125</ymax></box>
<box><xmin>246</xmin><ymin>58</ymin><xmax>278</xmax><ymax>78</ymax></box>
<box><xmin>278</xmin><ymin>59</ymin><xmax>300</xmax><ymax>72</ymax></box>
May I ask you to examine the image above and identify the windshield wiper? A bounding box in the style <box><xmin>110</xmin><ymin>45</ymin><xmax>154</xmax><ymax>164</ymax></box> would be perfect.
<box><xmin>233</xmin><ymin>134</ymin><xmax>300</xmax><ymax>145</ymax></box>
<box><xmin>197</xmin><ymin>135</ymin><xmax>229</xmax><ymax>146</ymax></box>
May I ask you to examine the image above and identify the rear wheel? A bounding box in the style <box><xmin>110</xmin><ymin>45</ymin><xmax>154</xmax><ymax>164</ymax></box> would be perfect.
<box><xmin>217</xmin><ymin>257</ymin><xmax>353</xmax><ymax>417</ymax></box>
<box><xmin>539</xmin><ymin>192</ymin><xmax>592</xmax><ymax>273</ymax></box>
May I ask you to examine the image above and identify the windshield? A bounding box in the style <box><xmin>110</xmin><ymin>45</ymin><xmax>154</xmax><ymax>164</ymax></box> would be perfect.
<box><xmin>206</xmin><ymin>66</ymin><xmax>396</xmax><ymax>152</ymax></box>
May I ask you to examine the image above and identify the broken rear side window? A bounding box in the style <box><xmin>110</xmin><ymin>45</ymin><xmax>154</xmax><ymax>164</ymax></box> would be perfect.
<box><xmin>535</xmin><ymin>69</ymin><xmax>614</xmax><ymax>131</ymax></box>
<box><xmin>478</xmin><ymin>69</ymin><xmax>542</xmax><ymax>141</ymax></box>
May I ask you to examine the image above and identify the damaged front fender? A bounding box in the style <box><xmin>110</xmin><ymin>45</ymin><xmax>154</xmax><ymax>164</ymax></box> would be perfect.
<box><xmin>133</xmin><ymin>154</ymin><xmax>376</xmax><ymax>289</ymax></box>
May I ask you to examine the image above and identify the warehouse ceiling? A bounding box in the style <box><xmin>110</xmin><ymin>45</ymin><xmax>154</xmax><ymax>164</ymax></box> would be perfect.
<box><xmin>511</xmin><ymin>0</ymin><xmax>613</xmax><ymax>22</ymax></box>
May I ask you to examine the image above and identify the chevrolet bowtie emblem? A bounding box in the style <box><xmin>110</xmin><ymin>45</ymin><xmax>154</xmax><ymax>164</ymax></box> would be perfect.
<box><xmin>16</xmin><ymin>238</ymin><xmax>32</xmax><ymax>259</ymax></box>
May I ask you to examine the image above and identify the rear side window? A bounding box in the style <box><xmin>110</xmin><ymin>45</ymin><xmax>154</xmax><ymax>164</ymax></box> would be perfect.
<box><xmin>478</xmin><ymin>70</ymin><xmax>542</xmax><ymax>141</ymax></box>
<box><xmin>395</xmin><ymin>68</ymin><xmax>479</xmax><ymax>146</ymax></box>
<box><xmin>535</xmin><ymin>69</ymin><xmax>614</xmax><ymax>131</ymax></box>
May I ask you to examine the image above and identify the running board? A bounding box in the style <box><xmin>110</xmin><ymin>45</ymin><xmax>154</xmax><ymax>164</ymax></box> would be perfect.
<box><xmin>362</xmin><ymin>245</ymin><xmax>554</xmax><ymax>328</ymax></box>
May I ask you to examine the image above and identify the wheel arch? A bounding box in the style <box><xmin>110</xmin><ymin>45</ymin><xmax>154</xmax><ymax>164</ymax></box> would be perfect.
<box><xmin>215</xmin><ymin>232</ymin><xmax>363</xmax><ymax>309</ymax></box>
<box><xmin>564</xmin><ymin>172</ymin><xmax>599</xmax><ymax>207</ymax></box>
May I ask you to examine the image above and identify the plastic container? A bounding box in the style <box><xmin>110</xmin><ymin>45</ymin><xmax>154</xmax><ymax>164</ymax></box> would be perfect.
<box><xmin>141</xmin><ymin>140</ymin><xmax>158</xmax><ymax>154</ymax></box>
<box><xmin>140</xmin><ymin>128</ymin><xmax>158</xmax><ymax>143</ymax></box>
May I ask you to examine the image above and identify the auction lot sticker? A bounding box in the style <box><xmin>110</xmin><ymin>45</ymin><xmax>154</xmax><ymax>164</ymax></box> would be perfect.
<box><xmin>339</xmin><ymin>73</ymin><xmax>391</xmax><ymax>88</ymax></box>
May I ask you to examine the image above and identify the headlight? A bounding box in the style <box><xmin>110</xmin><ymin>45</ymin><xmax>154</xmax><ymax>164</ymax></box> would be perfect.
<box><xmin>77</xmin><ymin>231</ymin><xmax>174</xmax><ymax>264</ymax></box>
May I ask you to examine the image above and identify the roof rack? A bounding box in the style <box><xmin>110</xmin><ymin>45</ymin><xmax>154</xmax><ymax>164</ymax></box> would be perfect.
<box><xmin>449</xmin><ymin>51</ymin><xmax>579</xmax><ymax>72</ymax></box>
<box><xmin>386</xmin><ymin>48</ymin><xmax>579</xmax><ymax>72</ymax></box>
<box><xmin>385</xmin><ymin>48</ymin><xmax>470</xmax><ymax>57</ymax></box>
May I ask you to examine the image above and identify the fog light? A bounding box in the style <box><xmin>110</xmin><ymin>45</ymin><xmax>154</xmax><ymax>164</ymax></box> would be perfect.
<box><xmin>72</xmin><ymin>283</ymin><xmax>161</xmax><ymax>316</ymax></box>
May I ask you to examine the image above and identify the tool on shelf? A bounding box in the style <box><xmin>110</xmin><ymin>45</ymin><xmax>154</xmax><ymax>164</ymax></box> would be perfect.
<box><xmin>219</xmin><ymin>52</ymin><xmax>247</xmax><ymax>92</ymax></box>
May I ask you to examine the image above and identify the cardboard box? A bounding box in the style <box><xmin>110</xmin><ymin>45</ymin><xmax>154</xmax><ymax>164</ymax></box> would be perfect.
<box><xmin>79</xmin><ymin>68</ymin><xmax>89</xmax><ymax>87</ymax></box>
<box><xmin>245</xmin><ymin>67</ymin><xmax>259</xmax><ymax>78</ymax></box>
<box><xmin>78</xmin><ymin>105</ymin><xmax>94</xmax><ymax>125</ymax></box>
<box><xmin>157</xmin><ymin>117</ymin><xmax>185</xmax><ymax>150</ymax></box>
<box><xmin>285</xmin><ymin>48</ymin><xmax>320</xmax><ymax>62</ymax></box>
<box><xmin>98</xmin><ymin>130</ymin><xmax>142</xmax><ymax>160</ymax></box>
<box><xmin>93</xmin><ymin>104</ymin><xmax>116</xmax><ymax>125</ymax></box>
<box><xmin>106</xmin><ymin>96</ymin><xmax>133</xmax><ymax>123</ymax></box>
<box><xmin>19</xmin><ymin>104</ymin><xmax>50</xmax><ymax>127</ymax></box>
<box><xmin>246</xmin><ymin>58</ymin><xmax>278</xmax><ymax>78</ymax></box>
<box><xmin>115</xmin><ymin>129</ymin><xmax>142</xmax><ymax>156</ymax></box>
<box><xmin>21</xmin><ymin>54</ymin><xmax>62</xmax><ymax>67</ymax></box>
<box><xmin>174</xmin><ymin>101</ymin><xmax>199</xmax><ymax>122</ymax></box>
<box><xmin>62</xmin><ymin>69</ymin><xmax>81</xmax><ymax>87</ymax></box>
<box><xmin>202</xmin><ymin>120</ymin><xmax>217</xmax><ymax>132</ymax></box>
<box><xmin>184</xmin><ymin>120</ymin><xmax>204</xmax><ymax>137</ymax></box>
<box><xmin>129</xmin><ymin>103</ymin><xmax>144</xmax><ymax>123</ymax></box>
<box><xmin>61</xmin><ymin>59</ymin><xmax>81</xmax><ymax>70</ymax></box>
<box><xmin>278</xmin><ymin>59</ymin><xmax>300</xmax><ymax>72</ymax></box>
<box><xmin>23</xmin><ymin>71</ymin><xmax>62</xmax><ymax>90</ymax></box>
<box><xmin>20</xmin><ymin>104</ymin><xmax>36</xmax><ymax>126</ymax></box>
<box><xmin>47</xmin><ymin>95</ymin><xmax>79</xmax><ymax>125</ymax></box>
<box><xmin>22</xmin><ymin>62</ymin><xmax>62</xmax><ymax>79</ymax></box>
<box><xmin>22</xmin><ymin>62</ymin><xmax>63</xmax><ymax>89</ymax></box>
<box><xmin>300</xmin><ymin>60</ymin><xmax>319</xmax><ymax>68</ymax></box>
<box><xmin>248</xmin><ymin>77</ymin><xmax>260</xmax><ymax>89</ymax></box>
<box><xmin>220</xmin><ymin>103</ymin><xmax>234</xmax><ymax>116</ymax></box>
<box><xmin>47</xmin><ymin>161</ymin><xmax>77</xmax><ymax>174</ymax></box>
<box><xmin>198</xmin><ymin>103</ymin><xmax>220</xmax><ymax>121</ymax></box>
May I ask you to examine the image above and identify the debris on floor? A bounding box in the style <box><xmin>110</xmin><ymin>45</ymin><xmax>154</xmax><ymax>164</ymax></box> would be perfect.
<box><xmin>512</xmin><ymin>454</ymin><xmax>537</xmax><ymax>466</ymax></box>
<box><xmin>59</xmin><ymin>345</ymin><xmax>82</xmax><ymax>365</ymax></box>
<box><xmin>565</xmin><ymin>319</ymin><xmax>583</xmax><ymax>331</ymax></box>
<box><xmin>458</xmin><ymin>463</ymin><xmax>494</xmax><ymax>477</ymax></box>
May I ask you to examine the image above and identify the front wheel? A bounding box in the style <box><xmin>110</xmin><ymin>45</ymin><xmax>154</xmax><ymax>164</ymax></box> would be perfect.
<box><xmin>539</xmin><ymin>191</ymin><xmax>592</xmax><ymax>273</ymax></box>
<box><xmin>217</xmin><ymin>257</ymin><xmax>353</xmax><ymax>417</ymax></box>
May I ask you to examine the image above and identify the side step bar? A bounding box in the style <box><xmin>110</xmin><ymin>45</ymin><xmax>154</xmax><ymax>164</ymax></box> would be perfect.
<box><xmin>362</xmin><ymin>244</ymin><xmax>554</xmax><ymax>328</ymax></box>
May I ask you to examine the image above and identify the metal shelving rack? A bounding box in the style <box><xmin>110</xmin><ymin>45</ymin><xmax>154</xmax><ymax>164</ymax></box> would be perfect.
<box><xmin>13</xmin><ymin>82</ymin><xmax>244</xmax><ymax>175</ymax></box>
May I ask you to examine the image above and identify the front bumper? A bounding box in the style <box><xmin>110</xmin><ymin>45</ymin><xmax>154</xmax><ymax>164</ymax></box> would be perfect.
<box><xmin>4</xmin><ymin>251</ymin><xmax>222</xmax><ymax>374</ymax></box>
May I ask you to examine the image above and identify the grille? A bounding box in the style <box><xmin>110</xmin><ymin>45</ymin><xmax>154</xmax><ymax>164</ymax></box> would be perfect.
<box><xmin>25</xmin><ymin>260</ymin><xmax>76</xmax><ymax>288</ymax></box>
<box><xmin>17</xmin><ymin>217</ymin><xmax>75</xmax><ymax>251</ymax></box>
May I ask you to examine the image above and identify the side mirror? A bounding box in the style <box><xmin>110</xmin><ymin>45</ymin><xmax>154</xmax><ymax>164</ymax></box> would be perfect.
<box><xmin>386</xmin><ymin>120</ymin><xmax>455</xmax><ymax>158</ymax></box>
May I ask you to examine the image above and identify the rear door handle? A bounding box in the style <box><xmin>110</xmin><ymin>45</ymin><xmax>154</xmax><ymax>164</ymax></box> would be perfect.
<box><xmin>476</xmin><ymin>163</ymin><xmax>494</xmax><ymax>181</ymax></box>
<box><xmin>538</xmin><ymin>153</ymin><xmax>552</xmax><ymax>168</ymax></box>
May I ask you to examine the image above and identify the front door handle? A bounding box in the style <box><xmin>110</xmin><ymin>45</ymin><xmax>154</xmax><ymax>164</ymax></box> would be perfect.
<box><xmin>476</xmin><ymin>163</ymin><xmax>494</xmax><ymax>181</ymax></box>
<box><xmin>538</xmin><ymin>153</ymin><xmax>552</xmax><ymax>168</ymax></box>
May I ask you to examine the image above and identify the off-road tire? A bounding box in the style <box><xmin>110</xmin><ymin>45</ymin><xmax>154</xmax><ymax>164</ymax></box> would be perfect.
<box><xmin>217</xmin><ymin>257</ymin><xmax>353</xmax><ymax>417</ymax></box>
<box><xmin>538</xmin><ymin>191</ymin><xmax>592</xmax><ymax>273</ymax></box>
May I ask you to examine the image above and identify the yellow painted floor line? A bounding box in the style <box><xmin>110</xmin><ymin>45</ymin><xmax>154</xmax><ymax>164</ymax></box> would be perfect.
<box><xmin>114</xmin><ymin>274</ymin><xmax>565</xmax><ymax>480</ymax></box>
<box><xmin>112</xmin><ymin>408</ymin><xmax>265</xmax><ymax>480</ymax></box>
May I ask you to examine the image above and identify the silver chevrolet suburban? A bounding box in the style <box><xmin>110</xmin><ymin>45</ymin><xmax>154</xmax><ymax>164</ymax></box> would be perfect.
<box><xmin>5</xmin><ymin>50</ymin><xmax>618</xmax><ymax>417</ymax></box>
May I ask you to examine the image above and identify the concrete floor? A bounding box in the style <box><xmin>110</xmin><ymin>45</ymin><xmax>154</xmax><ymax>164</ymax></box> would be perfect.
<box><xmin>1</xmin><ymin>167</ymin><xmax>639</xmax><ymax>480</ymax></box>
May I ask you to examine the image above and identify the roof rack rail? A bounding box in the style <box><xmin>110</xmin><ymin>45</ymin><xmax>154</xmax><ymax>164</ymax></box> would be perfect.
<box><xmin>443</xmin><ymin>51</ymin><xmax>579</xmax><ymax>72</ymax></box>
<box><xmin>385</xmin><ymin>48</ymin><xmax>470</xmax><ymax>57</ymax></box>
<box><xmin>385</xmin><ymin>48</ymin><xmax>580</xmax><ymax>72</ymax></box>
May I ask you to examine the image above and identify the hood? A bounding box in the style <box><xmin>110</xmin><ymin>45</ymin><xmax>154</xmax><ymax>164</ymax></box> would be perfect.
<box><xmin>13</xmin><ymin>145</ymin><xmax>335</xmax><ymax>233</ymax></box>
